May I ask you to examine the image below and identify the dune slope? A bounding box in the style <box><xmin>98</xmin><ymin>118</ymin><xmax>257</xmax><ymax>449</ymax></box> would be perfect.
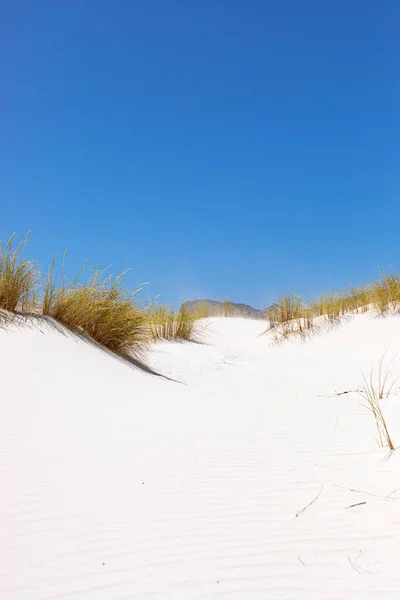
<box><xmin>1</xmin><ymin>314</ymin><xmax>400</xmax><ymax>599</ymax></box>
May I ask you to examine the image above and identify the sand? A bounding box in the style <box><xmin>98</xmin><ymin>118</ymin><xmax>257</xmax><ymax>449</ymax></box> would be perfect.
<box><xmin>1</xmin><ymin>313</ymin><xmax>400</xmax><ymax>599</ymax></box>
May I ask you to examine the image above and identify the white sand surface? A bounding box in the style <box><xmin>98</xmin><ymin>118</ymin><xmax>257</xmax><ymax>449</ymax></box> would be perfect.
<box><xmin>2</xmin><ymin>313</ymin><xmax>400</xmax><ymax>599</ymax></box>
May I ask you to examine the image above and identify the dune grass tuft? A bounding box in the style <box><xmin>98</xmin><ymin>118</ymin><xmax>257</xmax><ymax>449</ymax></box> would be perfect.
<box><xmin>42</xmin><ymin>263</ymin><xmax>149</xmax><ymax>355</ymax></box>
<box><xmin>0</xmin><ymin>233</ymin><xmax>37</xmax><ymax>314</ymax></box>
<box><xmin>267</xmin><ymin>294</ymin><xmax>303</xmax><ymax>328</ymax></box>
<box><xmin>148</xmin><ymin>304</ymin><xmax>198</xmax><ymax>341</ymax></box>
<box><xmin>371</xmin><ymin>272</ymin><xmax>400</xmax><ymax>315</ymax></box>
<box><xmin>267</xmin><ymin>294</ymin><xmax>314</xmax><ymax>341</ymax></box>
<box><xmin>358</xmin><ymin>351</ymin><xmax>397</xmax><ymax>451</ymax></box>
<box><xmin>345</xmin><ymin>285</ymin><xmax>372</xmax><ymax>314</ymax></box>
<box><xmin>314</xmin><ymin>292</ymin><xmax>347</xmax><ymax>323</ymax></box>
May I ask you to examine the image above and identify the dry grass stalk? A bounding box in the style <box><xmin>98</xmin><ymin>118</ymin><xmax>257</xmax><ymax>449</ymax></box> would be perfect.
<box><xmin>358</xmin><ymin>351</ymin><xmax>398</xmax><ymax>450</ymax></box>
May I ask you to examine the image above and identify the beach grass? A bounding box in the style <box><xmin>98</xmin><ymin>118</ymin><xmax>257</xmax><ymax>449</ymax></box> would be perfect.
<box><xmin>0</xmin><ymin>233</ymin><xmax>38</xmax><ymax>314</ymax></box>
<box><xmin>358</xmin><ymin>351</ymin><xmax>397</xmax><ymax>450</ymax></box>
<box><xmin>148</xmin><ymin>304</ymin><xmax>198</xmax><ymax>341</ymax></box>
<box><xmin>42</xmin><ymin>263</ymin><xmax>149</xmax><ymax>355</ymax></box>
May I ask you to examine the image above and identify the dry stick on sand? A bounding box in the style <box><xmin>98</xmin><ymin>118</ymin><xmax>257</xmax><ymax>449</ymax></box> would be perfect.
<box><xmin>334</xmin><ymin>483</ymin><xmax>398</xmax><ymax>501</ymax></box>
<box><xmin>343</xmin><ymin>502</ymin><xmax>367</xmax><ymax>509</ymax></box>
<box><xmin>295</xmin><ymin>486</ymin><xmax>324</xmax><ymax>518</ymax></box>
<box><xmin>348</xmin><ymin>552</ymin><xmax>363</xmax><ymax>575</ymax></box>
<box><xmin>317</xmin><ymin>389</ymin><xmax>362</xmax><ymax>398</ymax></box>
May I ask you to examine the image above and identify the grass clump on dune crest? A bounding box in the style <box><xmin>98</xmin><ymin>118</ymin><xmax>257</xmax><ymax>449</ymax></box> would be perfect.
<box><xmin>266</xmin><ymin>269</ymin><xmax>400</xmax><ymax>343</ymax></box>
<box><xmin>0</xmin><ymin>233</ymin><xmax>37</xmax><ymax>314</ymax></box>
<box><xmin>343</xmin><ymin>286</ymin><xmax>371</xmax><ymax>314</ymax></box>
<box><xmin>42</xmin><ymin>261</ymin><xmax>150</xmax><ymax>356</ymax></box>
<box><xmin>148</xmin><ymin>305</ymin><xmax>198</xmax><ymax>341</ymax></box>
<box><xmin>267</xmin><ymin>294</ymin><xmax>314</xmax><ymax>340</ymax></box>
<box><xmin>314</xmin><ymin>292</ymin><xmax>347</xmax><ymax>323</ymax></box>
<box><xmin>267</xmin><ymin>294</ymin><xmax>303</xmax><ymax>328</ymax></box>
<box><xmin>371</xmin><ymin>271</ymin><xmax>400</xmax><ymax>315</ymax></box>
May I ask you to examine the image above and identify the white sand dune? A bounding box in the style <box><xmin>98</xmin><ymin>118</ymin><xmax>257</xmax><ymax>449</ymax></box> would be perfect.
<box><xmin>2</xmin><ymin>314</ymin><xmax>400</xmax><ymax>599</ymax></box>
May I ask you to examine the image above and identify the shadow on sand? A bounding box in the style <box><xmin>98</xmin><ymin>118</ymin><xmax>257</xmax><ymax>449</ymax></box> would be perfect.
<box><xmin>5</xmin><ymin>312</ymin><xmax>182</xmax><ymax>383</ymax></box>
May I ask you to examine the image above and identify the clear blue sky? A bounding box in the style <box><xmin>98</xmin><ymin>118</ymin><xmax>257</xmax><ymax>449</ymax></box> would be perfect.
<box><xmin>1</xmin><ymin>1</ymin><xmax>399</xmax><ymax>308</ymax></box>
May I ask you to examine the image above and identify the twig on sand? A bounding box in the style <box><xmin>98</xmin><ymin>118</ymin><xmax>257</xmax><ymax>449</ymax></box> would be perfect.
<box><xmin>384</xmin><ymin>450</ymin><xmax>396</xmax><ymax>461</ymax></box>
<box><xmin>295</xmin><ymin>486</ymin><xmax>324</xmax><ymax>518</ymax></box>
<box><xmin>334</xmin><ymin>483</ymin><xmax>398</xmax><ymax>501</ymax></box>
<box><xmin>348</xmin><ymin>553</ymin><xmax>362</xmax><ymax>575</ymax></box>
<box><xmin>317</xmin><ymin>389</ymin><xmax>362</xmax><ymax>398</ymax></box>
<box><xmin>344</xmin><ymin>501</ymin><xmax>367</xmax><ymax>509</ymax></box>
<box><xmin>348</xmin><ymin>550</ymin><xmax>370</xmax><ymax>575</ymax></box>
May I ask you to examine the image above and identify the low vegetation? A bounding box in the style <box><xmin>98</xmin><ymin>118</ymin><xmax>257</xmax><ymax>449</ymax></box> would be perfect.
<box><xmin>3</xmin><ymin>231</ymin><xmax>400</xmax><ymax>352</ymax></box>
<box><xmin>266</xmin><ymin>270</ymin><xmax>400</xmax><ymax>343</ymax></box>
<box><xmin>42</xmin><ymin>264</ymin><xmax>149</xmax><ymax>355</ymax></box>
<box><xmin>267</xmin><ymin>294</ymin><xmax>314</xmax><ymax>340</ymax></box>
<box><xmin>358</xmin><ymin>351</ymin><xmax>398</xmax><ymax>451</ymax></box>
<box><xmin>0</xmin><ymin>233</ymin><xmax>37</xmax><ymax>314</ymax></box>
<box><xmin>372</xmin><ymin>272</ymin><xmax>400</xmax><ymax>315</ymax></box>
<box><xmin>267</xmin><ymin>293</ymin><xmax>303</xmax><ymax>328</ymax></box>
<box><xmin>0</xmin><ymin>233</ymin><xmax>200</xmax><ymax>358</ymax></box>
<box><xmin>148</xmin><ymin>305</ymin><xmax>198</xmax><ymax>342</ymax></box>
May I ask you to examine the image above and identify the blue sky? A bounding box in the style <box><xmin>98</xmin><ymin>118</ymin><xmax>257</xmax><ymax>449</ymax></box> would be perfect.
<box><xmin>1</xmin><ymin>1</ymin><xmax>399</xmax><ymax>308</ymax></box>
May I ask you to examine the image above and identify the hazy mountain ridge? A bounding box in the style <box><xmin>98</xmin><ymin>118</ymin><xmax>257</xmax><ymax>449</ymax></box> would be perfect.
<box><xmin>181</xmin><ymin>299</ymin><xmax>267</xmax><ymax>319</ymax></box>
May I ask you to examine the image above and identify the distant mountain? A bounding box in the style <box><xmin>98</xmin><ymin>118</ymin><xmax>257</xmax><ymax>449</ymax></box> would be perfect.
<box><xmin>181</xmin><ymin>299</ymin><xmax>267</xmax><ymax>319</ymax></box>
